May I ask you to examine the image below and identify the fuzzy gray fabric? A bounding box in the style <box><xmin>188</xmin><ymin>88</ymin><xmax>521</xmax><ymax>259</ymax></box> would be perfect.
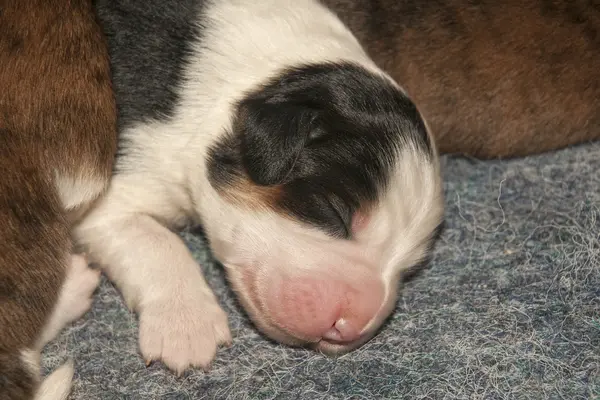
<box><xmin>42</xmin><ymin>144</ymin><xmax>600</xmax><ymax>399</ymax></box>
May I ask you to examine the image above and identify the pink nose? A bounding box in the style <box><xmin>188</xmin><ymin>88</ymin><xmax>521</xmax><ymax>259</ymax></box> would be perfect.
<box><xmin>266</xmin><ymin>274</ymin><xmax>384</xmax><ymax>344</ymax></box>
<box><xmin>322</xmin><ymin>318</ymin><xmax>362</xmax><ymax>343</ymax></box>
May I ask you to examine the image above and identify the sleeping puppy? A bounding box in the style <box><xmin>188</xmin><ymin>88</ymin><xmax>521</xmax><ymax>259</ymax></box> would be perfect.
<box><xmin>321</xmin><ymin>0</ymin><xmax>600</xmax><ymax>158</ymax></box>
<box><xmin>75</xmin><ymin>0</ymin><xmax>444</xmax><ymax>375</ymax></box>
<box><xmin>0</xmin><ymin>0</ymin><xmax>117</xmax><ymax>398</ymax></box>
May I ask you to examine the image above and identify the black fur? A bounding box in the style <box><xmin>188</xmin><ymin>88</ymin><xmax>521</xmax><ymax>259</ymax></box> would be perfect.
<box><xmin>93</xmin><ymin>0</ymin><xmax>206</xmax><ymax>162</ymax></box>
<box><xmin>209</xmin><ymin>62</ymin><xmax>432</xmax><ymax>238</ymax></box>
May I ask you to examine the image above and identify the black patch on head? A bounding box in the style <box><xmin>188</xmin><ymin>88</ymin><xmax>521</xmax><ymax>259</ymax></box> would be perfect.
<box><xmin>93</xmin><ymin>0</ymin><xmax>207</xmax><ymax>164</ymax></box>
<box><xmin>208</xmin><ymin>62</ymin><xmax>432</xmax><ymax>239</ymax></box>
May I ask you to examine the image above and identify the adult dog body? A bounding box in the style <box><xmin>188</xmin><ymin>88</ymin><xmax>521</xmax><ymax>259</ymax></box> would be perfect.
<box><xmin>323</xmin><ymin>0</ymin><xmax>600</xmax><ymax>157</ymax></box>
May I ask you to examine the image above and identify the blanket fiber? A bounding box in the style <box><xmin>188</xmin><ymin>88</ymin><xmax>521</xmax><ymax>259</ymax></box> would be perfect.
<box><xmin>43</xmin><ymin>144</ymin><xmax>600</xmax><ymax>399</ymax></box>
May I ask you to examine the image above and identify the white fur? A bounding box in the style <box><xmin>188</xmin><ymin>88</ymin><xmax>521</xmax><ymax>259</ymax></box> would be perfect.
<box><xmin>20</xmin><ymin>350</ymin><xmax>72</xmax><ymax>400</ymax></box>
<box><xmin>74</xmin><ymin>0</ymin><xmax>444</xmax><ymax>371</ymax></box>
<box><xmin>54</xmin><ymin>171</ymin><xmax>106</xmax><ymax>212</ymax></box>
<box><xmin>358</xmin><ymin>145</ymin><xmax>443</xmax><ymax>334</ymax></box>
<box><xmin>33</xmin><ymin>361</ymin><xmax>74</xmax><ymax>400</ymax></box>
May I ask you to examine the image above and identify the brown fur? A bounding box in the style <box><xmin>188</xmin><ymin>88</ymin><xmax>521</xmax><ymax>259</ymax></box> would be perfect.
<box><xmin>214</xmin><ymin>174</ymin><xmax>284</xmax><ymax>211</ymax></box>
<box><xmin>0</xmin><ymin>0</ymin><xmax>117</xmax><ymax>398</ymax></box>
<box><xmin>321</xmin><ymin>0</ymin><xmax>600</xmax><ymax>158</ymax></box>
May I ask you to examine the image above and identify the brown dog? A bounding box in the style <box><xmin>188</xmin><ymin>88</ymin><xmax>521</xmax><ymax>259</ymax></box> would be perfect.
<box><xmin>0</xmin><ymin>0</ymin><xmax>117</xmax><ymax>399</ymax></box>
<box><xmin>322</xmin><ymin>0</ymin><xmax>600</xmax><ymax>158</ymax></box>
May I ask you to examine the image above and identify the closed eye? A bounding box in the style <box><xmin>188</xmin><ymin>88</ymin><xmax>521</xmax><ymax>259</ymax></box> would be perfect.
<box><xmin>326</xmin><ymin>195</ymin><xmax>352</xmax><ymax>239</ymax></box>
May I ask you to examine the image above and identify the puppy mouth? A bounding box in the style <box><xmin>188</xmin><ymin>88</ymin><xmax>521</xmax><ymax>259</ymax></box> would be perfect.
<box><xmin>245</xmin><ymin>298</ymin><xmax>377</xmax><ymax>355</ymax></box>
<box><xmin>313</xmin><ymin>331</ymin><xmax>376</xmax><ymax>355</ymax></box>
<box><xmin>235</xmin><ymin>283</ymin><xmax>379</xmax><ymax>355</ymax></box>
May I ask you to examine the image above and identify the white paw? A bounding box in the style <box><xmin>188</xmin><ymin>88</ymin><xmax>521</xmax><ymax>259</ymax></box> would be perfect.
<box><xmin>56</xmin><ymin>253</ymin><xmax>101</xmax><ymax>325</ymax></box>
<box><xmin>39</xmin><ymin>254</ymin><xmax>101</xmax><ymax>347</ymax></box>
<box><xmin>138</xmin><ymin>292</ymin><xmax>231</xmax><ymax>375</ymax></box>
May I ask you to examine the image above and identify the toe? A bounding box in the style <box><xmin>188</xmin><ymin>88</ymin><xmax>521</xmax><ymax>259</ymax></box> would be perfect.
<box><xmin>161</xmin><ymin>335</ymin><xmax>193</xmax><ymax>374</ymax></box>
<box><xmin>139</xmin><ymin>320</ymin><xmax>164</xmax><ymax>363</ymax></box>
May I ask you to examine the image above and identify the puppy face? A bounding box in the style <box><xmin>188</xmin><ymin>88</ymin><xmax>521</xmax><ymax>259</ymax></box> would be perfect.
<box><xmin>204</xmin><ymin>62</ymin><xmax>444</xmax><ymax>353</ymax></box>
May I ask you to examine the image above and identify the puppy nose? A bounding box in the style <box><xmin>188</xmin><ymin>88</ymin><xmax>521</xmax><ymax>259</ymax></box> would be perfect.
<box><xmin>266</xmin><ymin>274</ymin><xmax>384</xmax><ymax>344</ymax></box>
<box><xmin>322</xmin><ymin>318</ymin><xmax>361</xmax><ymax>343</ymax></box>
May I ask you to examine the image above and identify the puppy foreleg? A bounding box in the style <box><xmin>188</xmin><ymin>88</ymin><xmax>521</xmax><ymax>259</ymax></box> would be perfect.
<box><xmin>76</xmin><ymin>212</ymin><xmax>231</xmax><ymax>375</ymax></box>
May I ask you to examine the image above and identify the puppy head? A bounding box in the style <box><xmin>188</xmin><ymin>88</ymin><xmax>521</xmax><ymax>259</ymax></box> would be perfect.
<box><xmin>204</xmin><ymin>62</ymin><xmax>443</xmax><ymax>353</ymax></box>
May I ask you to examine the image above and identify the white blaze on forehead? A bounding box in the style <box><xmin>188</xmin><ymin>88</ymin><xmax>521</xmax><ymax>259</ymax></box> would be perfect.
<box><xmin>355</xmin><ymin>142</ymin><xmax>443</xmax><ymax>285</ymax></box>
<box><xmin>340</xmin><ymin>143</ymin><xmax>443</xmax><ymax>334</ymax></box>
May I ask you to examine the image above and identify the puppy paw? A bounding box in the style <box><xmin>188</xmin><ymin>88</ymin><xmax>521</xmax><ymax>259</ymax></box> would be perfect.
<box><xmin>38</xmin><ymin>254</ymin><xmax>101</xmax><ymax>347</ymax></box>
<box><xmin>138</xmin><ymin>292</ymin><xmax>231</xmax><ymax>375</ymax></box>
<box><xmin>57</xmin><ymin>254</ymin><xmax>101</xmax><ymax>324</ymax></box>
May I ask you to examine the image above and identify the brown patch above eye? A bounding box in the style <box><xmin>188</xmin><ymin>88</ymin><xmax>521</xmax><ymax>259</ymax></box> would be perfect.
<box><xmin>213</xmin><ymin>172</ymin><xmax>284</xmax><ymax>212</ymax></box>
<box><xmin>207</xmin><ymin>131</ymin><xmax>284</xmax><ymax>211</ymax></box>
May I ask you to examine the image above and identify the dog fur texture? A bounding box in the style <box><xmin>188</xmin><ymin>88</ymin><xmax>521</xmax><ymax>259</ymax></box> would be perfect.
<box><xmin>322</xmin><ymin>0</ymin><xmax>600</xmax><ymax>158</ymax></box>
<box><xmin>0</xmin><ymin>0</ymin><xmax>117</xmax><ymax>398</ymax></box>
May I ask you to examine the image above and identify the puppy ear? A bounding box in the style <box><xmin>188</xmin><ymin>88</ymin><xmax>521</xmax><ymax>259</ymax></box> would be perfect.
<box><xmin>236</xmin><ymin>97</ymin><xmax>318</xmax><ymax>186</ymax></box>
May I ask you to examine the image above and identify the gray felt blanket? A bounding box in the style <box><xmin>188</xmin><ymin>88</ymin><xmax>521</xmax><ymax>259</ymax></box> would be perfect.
<box><xmin>42</xmin><ymin>143</ymin><xmax>600</xmax><ymax>399</ymax></box>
